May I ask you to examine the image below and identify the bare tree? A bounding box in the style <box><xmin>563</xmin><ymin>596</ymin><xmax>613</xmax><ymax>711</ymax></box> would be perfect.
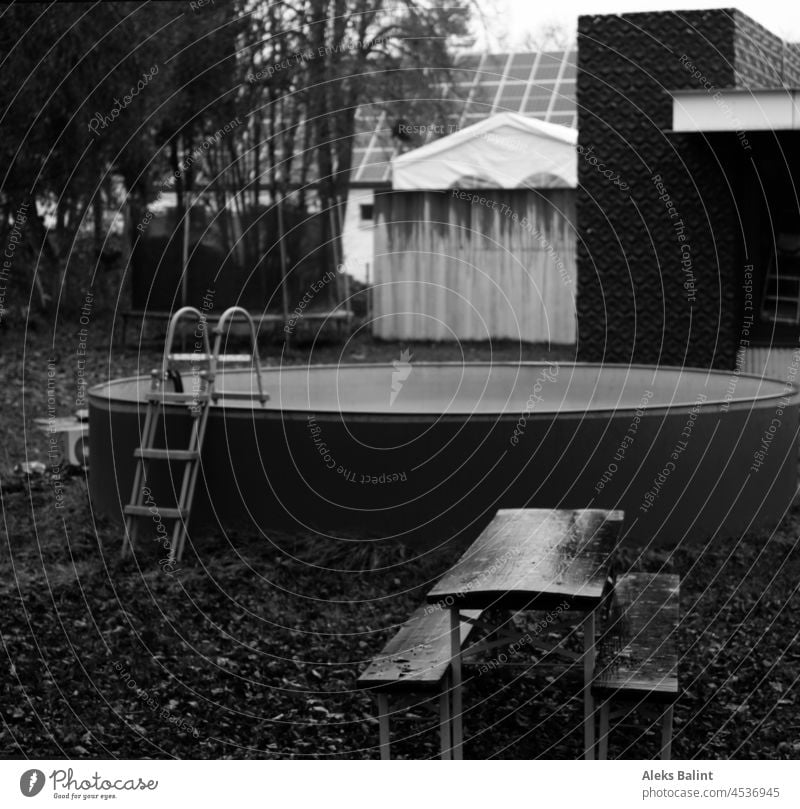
<box><xmin>522</xmin><ymin>19</ymin><xmax>576</xmax><ymax>52</ymax></box>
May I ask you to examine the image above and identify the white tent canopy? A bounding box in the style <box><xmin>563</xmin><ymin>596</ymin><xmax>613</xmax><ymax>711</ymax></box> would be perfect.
<box><xmin>391</xmin><ymin>112</ymin><xmax>577</xmax><ymax>190</ymax></box>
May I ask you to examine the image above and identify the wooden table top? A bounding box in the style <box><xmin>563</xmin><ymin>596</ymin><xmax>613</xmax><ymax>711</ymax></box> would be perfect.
<box><xmin>427</xmin><ymin>509</ymin><xmax>624</xmax><ymax>612</ymax></box>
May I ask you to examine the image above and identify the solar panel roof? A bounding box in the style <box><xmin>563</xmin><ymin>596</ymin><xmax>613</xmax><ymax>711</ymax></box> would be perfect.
<box><xmin>349</xmin><ymin>49</ymin><xmax>577</xmax><ymax>186</ymax></box>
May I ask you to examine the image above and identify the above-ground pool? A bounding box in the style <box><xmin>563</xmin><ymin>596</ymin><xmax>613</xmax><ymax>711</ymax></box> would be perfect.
<box><xmin>89</xmin><ymin>362</ymin><xmax>799</xmax><ymax>547</ymax></box>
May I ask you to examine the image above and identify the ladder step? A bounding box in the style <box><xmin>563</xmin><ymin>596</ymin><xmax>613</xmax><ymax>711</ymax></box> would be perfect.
<box><xmin>168</xmin><ymin>353</ymin><xmax>252</xmax><ymax>363</ymax></box>
<box><xmin>761</xmin><ymin>312</ymin><xmax>798</xmax><ymax>323</ymax></box>
<box><xmin>145</xmin><ymin>391</ymin><xmax>211</xmax><ymax>403</ymax></box>
<box><xmin>763</xmin><ymin>302</ymin><xmax>798</xmax><ymax>313</ymax></box>
<box><xmin>124</xmin><ymin>504</ymin><xmax>186</xmax><ymax>520</ymax></box>
<box><xmin>134</xmin><ymin>448</ymin><xmax>200</xmax><ymax>461</ymax></box>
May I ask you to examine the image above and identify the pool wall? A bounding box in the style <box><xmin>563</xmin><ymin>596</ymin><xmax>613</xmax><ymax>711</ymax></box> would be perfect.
<box><xmin>89</xmin><ymin>363</ymin><xmax>799</xmax><ymax>548</ymax></box>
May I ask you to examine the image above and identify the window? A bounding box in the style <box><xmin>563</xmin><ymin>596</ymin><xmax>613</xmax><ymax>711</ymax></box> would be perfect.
<box><xmin>360</xmin><ymin>204</ymin><xmax>374</xmax><ymax>221</ymax></box>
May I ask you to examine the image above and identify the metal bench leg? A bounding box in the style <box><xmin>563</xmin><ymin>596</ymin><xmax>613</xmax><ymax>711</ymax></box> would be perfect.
<box><xmin>449</xmin><ymin>607</ymin><xmax>464</xmax><ymax>760</ymax></box>
<box><xmin>660</xmin><ymin>705</ymin><xmax>674</xmax><ymax>761</ymax></box>
<box><xmin>377</xmin><ymin>694</ymin><xmax>391</xmax><ymax>760</ymax></box>
<box><xmin>597</xmin><ymin>701</ymin><xmax>611</xmax><ymax>760</ymax></box>
<box><xmin>582</xmin><ymin>610</ymin><xmax>597</xmax><ymax>760</ymax></box>
<box><xmin>439</xmin><ymin>674</ymin><xmax>452</xmax><ymax>760</ymax></box>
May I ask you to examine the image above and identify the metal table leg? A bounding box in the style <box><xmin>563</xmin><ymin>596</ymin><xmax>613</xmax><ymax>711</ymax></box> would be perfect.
<box><xmin>582</xmin><ymin>609</ymin><xmax>597</xmax><ymax>760</ymax></box>
<box><xmin>377</xmin><ymin>694</ymin><xmax>391</xmax><ymax>760</ymax></box>
<box><xmin>661</xmin><ymin>705</ymin><xmax>674</xmax><ymax>760</ymax></box>
<box><xmin>597</xmin><ymin>700</ymin><xmax>610</xmax><ymax>760</ymax></box>
<box><xmin>449</xmin><ymin>607</ymin><xmax>463</xmax><ymax>760</ymax></box>
<box><xmin>439</xmin><ymin>673</ymin><xmax>452</xmax><ymax>760</ymax></box>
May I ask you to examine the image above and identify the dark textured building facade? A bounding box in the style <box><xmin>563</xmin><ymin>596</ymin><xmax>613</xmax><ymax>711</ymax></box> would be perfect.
<box><xmin>576</xmin><ymin>9</ymin><xmax>800</xmax><ymax>369</ymax></box>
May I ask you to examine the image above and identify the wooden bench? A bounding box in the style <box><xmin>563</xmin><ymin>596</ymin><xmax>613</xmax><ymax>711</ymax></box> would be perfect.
<box><xmin>592</xmin><ymin>572</ymin><xmax>680</xmax><ymax>760</ymax></box>
<box><xmin>357</xmin><ymin>604</ymin><xmax>483</xmax><ymax>760</ymax></box>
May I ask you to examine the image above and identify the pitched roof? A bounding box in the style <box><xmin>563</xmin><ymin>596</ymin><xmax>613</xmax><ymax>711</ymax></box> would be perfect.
<box><xmin>350</xmin><ymin>49</ymin><xmax>577</xmax><ymax>186</ymax></box>
<box><xmin>391</xmin><ymin>112</ymin><xmax>577</xmax><ymax>190</ymax></box>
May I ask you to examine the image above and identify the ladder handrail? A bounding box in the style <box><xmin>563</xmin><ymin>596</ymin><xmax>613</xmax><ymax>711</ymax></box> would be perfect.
<box><xmin>161</xmin><ymin>306</ymin><xmax>216</xmax><ymax>389</ymax></box>
<box><xmin>211</xmin><ymin>306</ymin><xmax>268</xmax><ymax>404</ymax></box>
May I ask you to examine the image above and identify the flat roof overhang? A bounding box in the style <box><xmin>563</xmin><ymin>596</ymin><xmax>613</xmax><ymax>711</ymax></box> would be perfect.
<box><xmin>672</xmin><ymin>89</ymin><xmax>800</xmax><ymax>132</ymax></box>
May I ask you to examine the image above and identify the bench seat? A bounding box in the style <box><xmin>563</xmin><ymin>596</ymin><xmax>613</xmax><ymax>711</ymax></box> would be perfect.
<box><xmin>593</xmin><ymin>571</ymin><xmax>680</xmax><ymax>758</ymax></box>
<box><xmin>358</xmin><ymin>604</ymin><xmax>483</xmax><ymax>758</ymax></box>
<box><xmin>358</xmin><ymin>605</ymin><xmax>482</xmax><ymax>693</ymax></box>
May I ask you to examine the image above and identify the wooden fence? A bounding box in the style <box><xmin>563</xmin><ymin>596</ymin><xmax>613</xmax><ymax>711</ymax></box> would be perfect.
<box><xmin>372</xmin><ymin>189</ymin><xmax>576</xmax><ymax>343</ymax></box>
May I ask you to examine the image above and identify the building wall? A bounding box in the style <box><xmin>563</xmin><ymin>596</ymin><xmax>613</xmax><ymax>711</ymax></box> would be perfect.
<box><xmin>576</xmin><ymin>9</ymin><xmax>798</xmax><ymax>369</ymax></box>
<box><xmin>576</xmin><ymin>9</ymin><xmax>740</xmax><ymax>368</ymax></box>
<box><xmin>373</xmin><ymin>189</ymin><xmax>576</xmax><ymax>343</ymax></box>
<box><xmin>733</xmin><ymin>12</ymin><xmax>800</xmax><ymax>87</ymax></box>
<box><xmin>341</xmin><ymin>188</ymin><xmax>376</xmax><ymax>283</ymax></box>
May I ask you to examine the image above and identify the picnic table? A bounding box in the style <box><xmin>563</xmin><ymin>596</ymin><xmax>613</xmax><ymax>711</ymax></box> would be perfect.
<box><xmin>426</xmin><ymin>508</ymin><xmax>624</xmax><ymax>759</ymax></box>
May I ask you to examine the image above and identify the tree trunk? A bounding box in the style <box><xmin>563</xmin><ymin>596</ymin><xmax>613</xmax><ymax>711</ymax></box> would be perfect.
<box><xmin>93</xmin><ymin>188</ymin><xmax>104</xmax><ymax>258</ymax></box>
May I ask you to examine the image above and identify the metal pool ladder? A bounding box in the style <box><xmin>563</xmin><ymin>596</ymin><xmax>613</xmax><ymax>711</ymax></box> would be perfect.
<box><xmin>121</xmin><ymin>306</ymin><xmax>269</xmax><ymax>564</ymax></box>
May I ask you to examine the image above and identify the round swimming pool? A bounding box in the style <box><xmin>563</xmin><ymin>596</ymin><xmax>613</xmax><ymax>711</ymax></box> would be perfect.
<box><xmin>88</xmin><ymin>362</ymin><xmax>799</xmax><ymax>547</ymax></box>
